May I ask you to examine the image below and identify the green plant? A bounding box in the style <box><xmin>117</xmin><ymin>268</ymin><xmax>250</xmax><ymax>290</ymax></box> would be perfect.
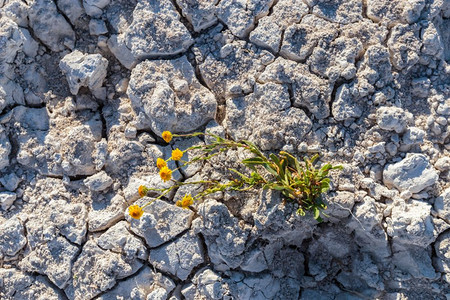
<box><xmin>132</xmin><ymin>131</ymin><xmax>342</xmax><ymax>222</ymax></box>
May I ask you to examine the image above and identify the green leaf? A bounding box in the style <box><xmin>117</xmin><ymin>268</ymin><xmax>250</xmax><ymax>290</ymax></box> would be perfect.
<box><xmin>242</xmin><ymin>157</ymin><xmax>265</xmax><ymax>165</ymax></box>
<box><xmin>314</xmin><ymin>207</ymin><xmax>320</xmax><ymax>220</ymax></box>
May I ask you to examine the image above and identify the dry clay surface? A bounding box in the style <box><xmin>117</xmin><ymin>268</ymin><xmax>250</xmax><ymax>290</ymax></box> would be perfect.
<box><xmin>1</xmin><ymin>0</ymin><xmax>450</xmax><ymax>299</ymax></box>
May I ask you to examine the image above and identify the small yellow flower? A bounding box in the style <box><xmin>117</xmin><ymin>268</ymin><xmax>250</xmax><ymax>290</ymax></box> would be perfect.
<box><xmin>129</xmin><ymin>205</ymin><xmax>144</xmax><ymax>219</ymax></box>
<box><xmin>176</xmin><ymin>194</ymin><xmax>194</xmax><ymax>209</ymax></box>
<box><xmin>156</xmin><ymin>158</ymin><xmax>167</xmax><ymax>169</ymax></box>
<box><xmin>159</xmin><ymin>166</ymin><xmax>172</xmax><ymax>182</ymax></box>
<box><xmin>171</xmin><ymin>148</ymin><xmax>183</xmax><ymax>161</ymax></box>
<box><xmin>162</xmin><ymin>131</ymin><xmax>172</xmax><ymax>143</ymax></box>
<box><xmin>138</xmin><ymin>185</ymin><xmax>149</xmax><ymax>198</ymax></box>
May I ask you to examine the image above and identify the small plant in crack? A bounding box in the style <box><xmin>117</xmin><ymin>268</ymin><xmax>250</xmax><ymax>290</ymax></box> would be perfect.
<box><xmin>129</xmin><ymin>131</ymin><xmax>343</xmax><ymax>222</ymax></box>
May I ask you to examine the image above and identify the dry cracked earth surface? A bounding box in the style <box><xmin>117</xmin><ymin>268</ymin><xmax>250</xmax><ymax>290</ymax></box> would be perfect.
<box><xmin>0</xmin><ymin>0</ymin><xmax>450</xmax><ymax>299</ymax></box>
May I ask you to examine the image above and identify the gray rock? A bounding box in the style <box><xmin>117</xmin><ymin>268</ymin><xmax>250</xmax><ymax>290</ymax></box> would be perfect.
<box><xmin>217</xmin><ymin>0</ymin><xmax>273</xmax><ymax>38</ymax></box>
<box><xmin>376</xmin><ymin>106</ymin><xmax>412</xmax><ymax>133</ymax></box>
<box><xmin>83</xmin><ymin>0</ymin><xmax>111</xmax><ymax>17</ymax></box>
<box><xmin>97</xmin><ymin>221</ymin><xmax>148</xmax><ymax>261</ymax></box>
<box><xmin>1</xmin><ymin>0</ymin><xmax>30</xmax><ymax>27</ymax></box>
<box><xmin>59</xmin><ymin>50</ymin><xmax>109</xmax><ymax>95</ymax></box>
<box><xmin>193</xmin><ymin>199</ymin><xmax>250</xmax><ymax>270</ymax></box>
<box><xmin>56</xmin><ymin>0</ymin><xmax>84</xmax><ymax>25</ymax></box>
<box><xmin>435</xmin><ymin>157</ymin><xmax>450</xmax><ymax>171</ymax></box>
<box><xmin>83</xmin><ymin>171</ymin><xmax>113</xmax><ymax>192</ymax></box>
<box><xmin>383</xmin><ymin>154</ymin><xmax>438</xmax><ymax>194</ymax></box>
<box><xmin>249</xmin><ymin>17</ymin><xmax>283</xmax><ymax>53</ymax></box>
<box><xmin>28</xmin><ymin>0</ymin><xmax>75</xmax><ymax>52</ymax></box>
<box><xmin>392</xmin><ymin>243</ymin><xmax>437</xmax><ymax>279</ymax></box>
<box><xmin>411</xmin><ymin>78</ymin><xmax>431</xmax><ymax>98</ymax></box>
<box><xmin>402</xmin><ymin>127</ymin><xmax>425</xmax><ymax>145</ymax></box>
<box><xmin>0</xmin><ymin>127</ymin><xmax>11</xmax><ymax>170</ymax></box>
<box><xmin>0</xmin><ymin>172</ymin><xmax>21</xmax><ymax>191</ymax></box>
<box><xmin>182</xmin><ymin>268</ymin><xmax>230</xmax><ymax>300</ymax></box>
<box><xmin>224</xmin><ymin>82</ymin><xmax>312</xmax><ymax>150</ymax></box>
<box><xmin>109</xmin><ymin>0</ymin><xmax>193</xmax><ymax>69</ymax></box>
<box><xmin>435</xmin><ymin>188</ymin><xmax>450</xmax><ymax>223</ymax></box>
<box><xmin>435</xmin><ymin>231</ymin><xmax>450</xmax><ymax>283</ymax></box>
<box><xmin>0</xmin><ymin>217</ymin><xmax>26</xmax><ymax>257</ymax></box>
<box><xmin>324</xmin><ymin>191</ymin><xmax>356</xmax><ymax>222</ymax></box>
<box><xmin>332</xmin><ymin>83</ymin><xmax>363</xmax><ymax>121</ymax></box>
<box><xmin>357</xmin><ymin>45</ymin><xmax>392</xmax><ymax>92</ymax></box>
<box><xmin>175</xmin><ymin>0</ymin><xmax>219</xmax><ymax>32</ymax></box>
<box><xmin>149</xmin><ymin>230</ymin><xmax>204</xmax><ymax>280</ymax></box>
<box><xmin>88</xmin><ymin>194</ymin><xmax>127</xmax><ymax>232</ymax></box>
<box><xmin>89</xmin><ymin>19</ymin><xmax>108</xmax><ymax>35</ymax></box>
<box><xmin>367</xmin><ymin>0</ymin><xmax>425</xmax><ymax>25</ymax></box>
<box><xmin>19</xmin><ymin>236</ymin><xmax>79</xmax><ymax>289</ymax></box>
<box><xmin>0</xmin><ymin>269</ymin><xmax>66</xmax><ymax>299</ymax></box>
<box><xmin>309</xmin><ymin>0</ymin><xmax>363</xmax><ymax>24</ymax></box>
<box><xmin>128</xmin><ymin>199</ymin><xmax>194</xmax><ymax>248</ymax></box>
<box><xmin>197</xmin><ymin>37</ymin><xmax>275</xmax><ymax>97</ymax></box>
<box><xmin>65</xmin><ymin>240</ymin><xmax>142</xmax><ymax>300</ymax></box>
<box><xmin>387</xmin><ymin>24</ymin><xmax>421</xmax><ymax>71</ymax></box>
<box><xmin>259</xmin><ymin>57</ymin><xmax>333</xmax><ymax>119</ymax></box>
<box><xmin>386</xmin><ymin>200</ymin><xmax>441</xmax><ymax>247</ymax></box>
<box><xmin>421</xmin><ymin>22</ymin><xmax>444</xmax><ymax>57</ymax></box>
<box><xmin>0</xmin><ymin>191</ymin><xmax>16</xmax><ymax>210</ymax></box>
<box><xmin>97</xmin><ymin>266</ymin><xmax>175</xmax><ymax>300</ymax></box>
<box><xmin>127</xmin><ymin>56</ymin><xmax>217</xmax><ymax>135</ymax></box>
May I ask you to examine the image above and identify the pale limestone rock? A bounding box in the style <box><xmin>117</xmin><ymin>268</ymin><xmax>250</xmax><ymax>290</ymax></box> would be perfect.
<box><xmin>0</xmin><ymin>217</ymin><xmax>26</xmax><ymax>258</ymax></box>
<box><xmin>175</xmin><ymin>0</ymin><xmax>219</xmax><ymax>32</ymax></box>
<box><xmin>0</xmin><ymin>191</ymin><xmax>16</xmax><ymax>210</ymax></box>
<box><xmin>88</xmin><ymin>194</ymin><xmax>127</xmax><ymax>232</ymax></box>
<box><xmin>28</xmin><ymin>0</ymin><xmax>75</xmax><ymax>52</ymax></box>
<box><xmin>127</xmin><ymin>56</ymin><xmax>216</xmax><ymax>135</ymax></box>
<box><xmin>310</xmin><ymin>0</ymin><xmax>363</xmax><ymax>24</ymax></box>
<box><xmin>149</xmin><ymin>230</ymin><xmax>204</xmax><ymax>280</ymax></box>
<box><xmin>83</xmin><ymin>171</ymin><xmax>113</xmax><ymax>192</ymax></box>
<box><xmin>376</xmin><ymin>106</ymin><xmax>412</xmax><ymax>134</ymax></box>
<box><xmin>383</xmin><ymin>154</ymin><xmax>438</xmax><ymax>194</ymax></box>
<box><xmin>128</xmin><ymin>198</ymin><xmax>194</xmax><ymax>248</ymax></box>
<box><xmin>59</xmin><ymin>50</ymin><xmax>108</xmax><ymax>95</ymax></box>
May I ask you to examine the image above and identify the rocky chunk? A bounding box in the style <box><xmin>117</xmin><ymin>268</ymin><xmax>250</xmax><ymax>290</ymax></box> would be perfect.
<box><xmin>386</xmin><ymin>200</ymin><xmax>442</xmax><ymax>247</ymax></box>
<box><xmin>346</xmin><ymin>196</ymin><xmax>391</xmax><ymax>261</ymax></box>
<box><xmin>332</xmin><ymin>83</ymin><xmax>363</xmax><ymax>121</ymax></box>
<box><xmin>281</xmin><ymin>15</ymin><xmax>338</xmax><ymax>62</ymax></box>
<box><xmin>182</xmin><ymin>268</ymin><xmax>231</xmax><ymax>299</ymax></box>
<box><xmin>108</xmin><ymin>0</ymin><xmax>193</xmax><ymax>69</ymax></box>
<box><xmin>434</xmin><ymin>188</ymin><xmax>450</xmax><ymax>222</ymax></box>
<box><xmin>175</xmin><ymin>0</ymin><xmax>219</xmax><ymax>32</ymax></box>
<box><xmin>97</xmin><ymin>221</ymin><xmax>148</xmax><ymax>261</ymax></box>
<box><xmin>224</xmin><ymin>82</ymin><xmax>312</xmax><ymax>150</ymax></box>
<box><xmin>0</xmin><ymin>17</ymin><xmax>27</xmax><ymax>111</ymax></box>
<box><xmin>309</xmin><ymin>0</ymin><xmax>363</xmax><ymax>24</ymax></box>
<box><xmin>0</xmin><ymin>126</ymin><xmax>11</xmax><ymax>170</ymax></box>
<box><xmin>259</xmin><ymin>57</ymin><xmax>333</xmax><ymax>119</ymax></box>
<box><xmin>56</xmin><ymin>0</ymin><xmax>84</xmax><ymax>25</ymax></box>
<box><xmin>59</xmin><ymin>51</ymin><xmax>109</xmax><ymax>95</ymax></box>
<box><xmin>308</xmin><ymin>36</ymin><xmax>363</xmax><ymax>81</ymax></box>
<box><xmin>1</xmin><ymin>0</ymin><xmax>30</xmax><ymax>27</ymax></box>
<box><xmin>127</xmin><ymin>56</ymin><xmax>216</xmax><ymax>135</ymax></box>
<box><xmin>193</xmin><ymin>199</ymin><xmax>250</xmax><ymax>271</ymax></box>
<box><xmin>65</xmin><ymin>239</ymin><xmax>143</xmax><ymax>300</ymax></box>
<box><xmin>435</xmin><ymin>231</ymin><xmax>450</xmax><ymax>283</ymax></box>
<box><xmin>83</xmin><ymin>171</ymin><xmax>113</xmax><ymax>192</ymax></box>
<box><xmin>127</xmin><ymin>198</ymin><xmax>194</xmax><ymax>248</ymax></box>
<box><xmin>13</xmin><ymin>106</ymin><xmax>104</xmax><ymax>177</ymax></box>
<box><xmin>97</xmin><ymin>266</ymin><xmax>175</xmax><ymax>300</ymax></box>
<box><xmin>367</xmin><ymin>0</ymin><xmax>425</xmax><ymax>25</ymax></box>
<box><xmin>0</xmin><ymin>173</ymin><xmax>21</xmax><ymax>191</ymax></box>
<box><xmin>0</xmin><ymin>191</ymin><xmax>16</xmax><ymax>211</ymax></box>
<box><xmin>387</xmin><ymin>24</ymin><xmax>422</xmax><ymax>71</ymax></box>
<box><xmin>383</xmin><ymin>154</ymin><xmax>438</xmax><ymax>194</ymax></box>
<box><xmin>19</xmin><ymin>236</ymin><xmax>79</xmax><ymax>289</ymax></box>
<box><xmin>83</xmin><ymin>0</ymin><xmax>111</xmax><ymax>17</ymax></box>
<box><xmin>356</xmin><ymin>45</ymin><xmax>392</xmax><ymax>95</ymax></box>
<box><xmin>249</xmin><ymin>0</ymin><xmax>308</xmax><ymax>53</ymax></box>
<box><xmin>0</xmin><ymin>217</ymin><xmax>26</xmax><ymax>259</ymax></box>
<box><xmin>421</xmin><ymin>21</ymin><xmax>444</xmax><ymax>58</ymax></box>
<box><xmin>340</xmin><ymin>20</ymin><xmax>388</xmax><ymax>48</ymax></box>
<box><xmin>149</xmin><ymin>230</ymin><xmax>204</xmax><ymax>280</ymax></box>
<box><xmin>28</xmin><ymin>0</ymin><xmax>75</xmax><ymax>52</ymax></box>
<box><xmin>0</xmin><ymin>269</ymin><xmax>66</xmax><ymax>299</ymax></box>
<box><xmin>324</xmin><ymin>191</ymin><xmax>356</xmax><ymax>222</ymax></box>
<box><xmin>216</xmin><ymin>0</ymin><xmax>274</xmax><ymax>38</ymax></box>
<box><xmin>376</xmin><ymin>106</ymin><xmax>412</xmax><ymax>133</ymax></box>
<box><xmin>88</xmin><ymin>194</ymin><xmax>127</xmax><ymax>232</ymax></box>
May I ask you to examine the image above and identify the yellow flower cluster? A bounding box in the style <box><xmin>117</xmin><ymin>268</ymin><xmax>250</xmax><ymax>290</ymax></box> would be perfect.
<box><xmin>171</xmin><ymin>148</ymin><xmax>183</xmax><ymax>161</ymax></box>
<box><xmin>176</xmin><ymin>194</ymin><xmax>193</xmax><ymax>209</ymax></box>
<box><xmin>162</xmin><ymin>131</ymin><xmax>172</xmax><ymax>143</ymax></box>
<box><xmin>156</xmin><ymin>158</ymin><xmax>167</xmax><ymax>169</ymax></box>
<box><xmin>159</xmin><ymin>166</ymin><xmax>172</xmax><ymax>182</ymax></box>
<box><xmin>138</xmin><ymin>185</ymin><xmax>149</xmax><ymax>197</ymax></box>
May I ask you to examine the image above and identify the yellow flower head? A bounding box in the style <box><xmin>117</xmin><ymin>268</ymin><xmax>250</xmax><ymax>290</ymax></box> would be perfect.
<box><xmin>176</xmin><ymin>194</ymin><xmax>193</xmax><ymax>209</ymax></box>
<box><xmin>171</xmin><ymin>148</ymin><xmax>183</xmax><ymax>161</ymax></box>
<box><xmin>162</xmin><ymin>131</ymin><xmax>172</xmax><ymax>143</ymax></box>
<box><xmin>138</xmin><ymin>185</ymin><xmax>149</xmax><ymax>198</ymax></box>
<box><xmin>129</xmin><ymin>205</ymin><xmax>144</xmax><ymax>219</ymax></box>
<box><xmin>156</xmin><ymin>158</ymin><xmax>167</xmax><ymax>169</ymax></box>
<box><xmin>159</xmin><ymin>166</ymin><xmax>172</xmax><ymax>182</ymax></box>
